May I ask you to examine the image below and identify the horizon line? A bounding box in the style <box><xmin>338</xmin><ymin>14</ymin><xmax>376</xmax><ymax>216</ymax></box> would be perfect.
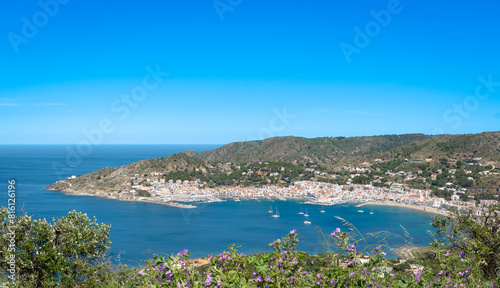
<box><xmin>1</xmin><ymin>130</ymin><xmax>498</xmax><ymax>146</ymax></box>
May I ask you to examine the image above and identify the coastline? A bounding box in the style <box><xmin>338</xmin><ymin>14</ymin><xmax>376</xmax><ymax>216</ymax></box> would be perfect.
<box><xmin>52</xmin><ymin>187</ymin><xmax>448</xmax><ymax>215</ymax></box>
<box><xmin>359</xmin><ymin>202</ymin><xmax>449</xmax><ymax>217</ymax></box>
<box><xmin>55</xmin><ymin>190</ymin><xmax>197</xmax><ymax>209</ymax></box>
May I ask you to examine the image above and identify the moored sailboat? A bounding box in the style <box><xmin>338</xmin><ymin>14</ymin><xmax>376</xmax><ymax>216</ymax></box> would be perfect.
<box><xmin>271</xmin><ymin>206</ymin><xmax>280</xmax><ymax>218</ymax></box>
<box><xmin>304</xmin><ymin>215</ymin><xmax>311</xmax><ymax>225</ymax></box>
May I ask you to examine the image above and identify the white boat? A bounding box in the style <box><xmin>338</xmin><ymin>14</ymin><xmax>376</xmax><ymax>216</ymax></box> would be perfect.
<box><xmin>369</xmin><ymin>208</ymin><xmax>374</xmax><ymax>215</ymax></box>
<box><xmin>268</xmin><ymin>205</ymin><xmax>273</xmax><ymax>213</ymax></box>
<box><xmin>298</xmin><ymin>207</ymin><xmax>304</xmax><ymax>215</ymax></box>
<box><xmin>304</xmin><ymin>215</ymin><xmax>311</xmax><ymax>225</ymax></box>
<box><xmin>271</xmin><ymin>206</ymin><xmax>280</xmax><ymax>218</ymax></box>
<box><xmin>304</xmin><ymin>209</ymin><xmax>309</xmax><ymax>217</ymax></box>
<box><xmin>357</xmin><ymin>209</ymin><xmax>364</xmax><ymax>213</ymax></box>
<box><xmin>320</xmin><ymin>206</ymin><xmax>325</xmax><ymax>213</ymax></box>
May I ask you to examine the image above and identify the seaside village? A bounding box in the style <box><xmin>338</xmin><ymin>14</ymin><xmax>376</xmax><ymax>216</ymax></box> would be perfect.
<box><xmin>107</xmin><ymin>160</ymin><xmax>499</xmax><ymax>213</ymax></box>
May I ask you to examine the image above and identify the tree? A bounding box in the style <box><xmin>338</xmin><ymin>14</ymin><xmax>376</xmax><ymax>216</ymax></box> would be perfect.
<box><xmin>0</xmin><ymin>208</ymin><xmax>112</xmax><ymax>287</ymax></box>
<box><xmin>432</xmin><ymin>204</ymin><xmax>500</xmax><ymax>278</ymax></box>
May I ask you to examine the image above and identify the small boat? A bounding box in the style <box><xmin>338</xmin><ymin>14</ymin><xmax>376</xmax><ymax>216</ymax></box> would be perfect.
<box><xmin>268</xmin><ymin>205</ymin><xmax>273</xmax><ymax>213</ymax></box>
<box><xmin>298</xmin><ymin>207</ymin><xmax>304</xmax><ymax>215</ymax></box>
<box><xmin>271</xmin><ymin>207</ymin><xmax>280</xmax><ymax>218</ymax></box>
<box><xmin>304</xmin><ymin>215</ymin><xmax>311</xmax><ymax>225</ymax></box>
<box><xmin>320</xmin><ymin>206</ymin><xmax>325</xmax><ymax>213</ymax></box>
<box><xmin>304</xmin><ymin>209</ymin><xmax>309</xmax><ymax>217</ymax></box>
<box><xmin>234</xmin><ymin>198</ymin><xmax>241</xmax><ymax>202</ymax></box>
<box><xmin>369</xmin><ymin>208</ymin><xmax>374</xmax><ymax>215</ymax></box>
<box><xmin>348</xmin><ymin>227</ymin><xmax>354</xmax><ymax>231</ymax></box>
<box><xmin>357</xmin><ymin>209</ymin><xmax>364</xmax><ymax>213</ymax></box>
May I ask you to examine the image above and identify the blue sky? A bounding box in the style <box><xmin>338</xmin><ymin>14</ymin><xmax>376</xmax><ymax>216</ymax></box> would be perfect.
<box><xmin>1</xmin><ymin>0</ymin><xmax>499</xmax><ymax>144</ymax></box>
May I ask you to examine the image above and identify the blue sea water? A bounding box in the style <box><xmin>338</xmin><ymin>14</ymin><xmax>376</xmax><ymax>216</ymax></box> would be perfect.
<box><xmin>0</xmin><ymin>145</ymin><xmax>438</xmax><ymax>266</ymax></box>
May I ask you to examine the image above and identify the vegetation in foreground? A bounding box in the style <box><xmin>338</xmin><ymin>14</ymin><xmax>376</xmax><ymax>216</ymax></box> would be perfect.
<box><xmin>1</xmin><ymin>205</ymin><xmax>499</xmax><ymax>287</ymax></box>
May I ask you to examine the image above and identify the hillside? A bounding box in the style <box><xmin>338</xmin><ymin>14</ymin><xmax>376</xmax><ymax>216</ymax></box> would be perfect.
<box><xmin>46</xmin><ymin>153</ymin><xmax>206</xmax><ymax>195</ymax></box>
<box><xmin>46</xmin><ymin>131</ymin><xmax>500</xmax><ymax>199</ymax></box>
<box><xmin>339</xmin><ymin>131</ymin><xmax>500</xmax><ymax>165</ymax></box>
<box><xmin>192</xmin><ymin>134</ymin><xmax>434</xmax><ymax>164</ymax></box>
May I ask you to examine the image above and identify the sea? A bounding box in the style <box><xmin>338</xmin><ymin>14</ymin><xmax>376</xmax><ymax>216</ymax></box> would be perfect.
<box><xmin>0</xmin><ymin>145</ymin><xmax>438</xmax><ymax>266</ymax></box>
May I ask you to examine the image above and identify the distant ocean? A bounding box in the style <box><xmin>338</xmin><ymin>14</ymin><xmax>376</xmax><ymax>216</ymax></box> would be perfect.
<box><xmin>0</xmin><ymin>145</ymin><xmax>438</xmax><ymax>266</ymax></box>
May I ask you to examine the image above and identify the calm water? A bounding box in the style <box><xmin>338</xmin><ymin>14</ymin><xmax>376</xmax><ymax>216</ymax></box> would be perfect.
<box><xmin>0</xmin><ymin>145</ymin><xmax>438</xmax><ymax>266</ymax></box>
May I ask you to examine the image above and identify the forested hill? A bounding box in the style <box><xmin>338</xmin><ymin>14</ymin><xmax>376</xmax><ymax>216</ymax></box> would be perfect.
<box><xmin>46</xmin><ymin>131</ymin><xmax>500</xmax><ymax>195</ymax></box>
<box><xmin>336</xmin><ymin>131</ymin><xmax>500</xmax><ymax>165</ymax></box>
<box><xmin>189</xmin><ymin>134</ymin><xmax>435</xmax><ymax>164</ymax></box>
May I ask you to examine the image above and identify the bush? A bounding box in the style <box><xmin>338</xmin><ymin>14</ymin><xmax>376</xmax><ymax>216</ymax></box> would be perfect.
<box><xmin>432</xmin><ymin>204</ymin><xmax>500</xmax><ymax>279</ymax></box>
<box><xmin>0</xmin><ymin>208</ymin><xmax>112</xmax><ymax>287</ymax></box>
<box><xmin>2</xmin><ymin>208</ymin><xmax>499</xmax><ymax>287</ymax></box>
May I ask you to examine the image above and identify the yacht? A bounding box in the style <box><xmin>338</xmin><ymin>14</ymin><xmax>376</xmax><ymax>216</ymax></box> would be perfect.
<box><xmin>320</xmin><ymin>206</ymin><xmax>325</xmax><ymax>213</ymax></box>
<box><xmin>268</xmin><ymin>205</ymin><xmax>273</xmax><ymax>213</ymax></box>
<box><xmin>271</xmin><ymin>206</ymin><xmax>280</xmax><ymax>218</ymax></box>
<box><xmin>357</xmin><ymin>209</ymin><xmax>364</xmax><ymax>213</ymax></box>
<box><xmin>298</xmin><ymin>207</ymin><xmax>304</xmax><ymax>215</ymax></box>
<box><xmin>304</xmin><ymin>209</ymin><xmax>309</xmax><ymax>217</ymax></box>
<box><xmin>303</xmin><ymin>215</ymin><xmax>311</xmax><ymax>225</ymax></box>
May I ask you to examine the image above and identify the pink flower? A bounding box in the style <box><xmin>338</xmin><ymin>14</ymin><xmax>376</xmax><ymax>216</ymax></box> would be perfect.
<box><xmin>331</xmin><ymin>228</ymin><xmax>341</xmax><ymax>237</ymax></box>
<box><xmin>177</xmin><ymin>249</ymin><xmax>188</xmax><ymax>257</ymax></box>
<box><xmin>290</xmin><ymin>229</ymin><xmax>297</xmax><ymax>235</ymax></box>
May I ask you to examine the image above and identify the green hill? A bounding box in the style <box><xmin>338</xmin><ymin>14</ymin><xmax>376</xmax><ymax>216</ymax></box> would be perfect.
<box><xmin>191</xmin><ymin>134</ymin><xmax>434</xmax><ymax>164</ymax></box>
<box><xmin>46</xmin><ymin>131</ymin><xmax>500</xmax><ymax>196</ymax></box>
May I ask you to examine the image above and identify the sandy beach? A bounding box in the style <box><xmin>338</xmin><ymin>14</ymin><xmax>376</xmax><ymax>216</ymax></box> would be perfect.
<box><xmin>360</xmin><ymin>202</ymin><xmax>449</xmax><ymax>217</ymax></box>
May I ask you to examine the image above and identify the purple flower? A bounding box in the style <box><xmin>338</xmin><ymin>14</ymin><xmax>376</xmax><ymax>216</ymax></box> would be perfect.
<box><xmin>390</xmin><ymin>273</ymin><xmax>395</xmax><ymax>277</ymax></box>
<box><xmin>439</xmin><ymin>270</ymin><xmax>445</xmax><ymax>276</ymax></box>
<box><xmin>177</xmin><ymin>249</ymin><xmax>188</xmax><ymax>257</ymax></box>
<box><xmin>459</xmin><ymin>251</ymin><xmax>465</xmax><ymax>258</ymax></box>
<box><xmin>376</xmin><ymin>245</ymin><xmax>382</xmax><ymax>250</ymax></box>
<box><xmin>290</xmin><ymin>229</ymin><xmax>296</xmax><ymax>235</ymax></box>
<box><xmin>205</xmin><ymin>274</ymin><xmax>212</xmax><ymax>286</ymax></box>
<box><xmin>138</xmin><ymin>270</ymin><xmax>145</xmax><ymax>276</ymax></box>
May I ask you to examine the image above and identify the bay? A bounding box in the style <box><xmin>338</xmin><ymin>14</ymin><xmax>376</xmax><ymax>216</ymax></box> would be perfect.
<box><xmin>0</xmin><ymin>145</ymin><xmax>437</xmax><ymax>266</ymax></box>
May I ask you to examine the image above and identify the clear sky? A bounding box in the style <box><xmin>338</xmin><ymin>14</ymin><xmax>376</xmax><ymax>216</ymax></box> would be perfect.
<box><xmin>1</xmin><ymin>0</ymin><xmax>499</xmax><ymax>144</ymax></box>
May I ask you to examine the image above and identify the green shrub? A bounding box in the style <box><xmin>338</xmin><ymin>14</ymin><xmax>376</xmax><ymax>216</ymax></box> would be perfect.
<box><xmin>0</xmin><ymin>208</ymin><xmax>112</xmax><ymax>287</ymax></box>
